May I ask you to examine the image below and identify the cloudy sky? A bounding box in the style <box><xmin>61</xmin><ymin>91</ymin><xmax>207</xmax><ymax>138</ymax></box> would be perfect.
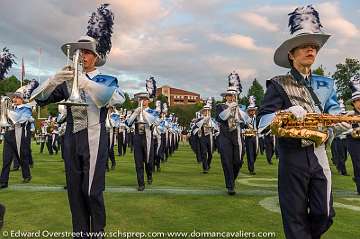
<box><xmin>1</xmin><ymin>0</ymin><xmax>359</xmax><ymax>99</ymax></box>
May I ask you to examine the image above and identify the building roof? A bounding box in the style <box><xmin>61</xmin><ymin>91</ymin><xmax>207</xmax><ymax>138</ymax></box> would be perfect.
<box><xmin>157</xmin><ymin>85</ymin><xmax>199</xmax><ymax>96</ymax></box>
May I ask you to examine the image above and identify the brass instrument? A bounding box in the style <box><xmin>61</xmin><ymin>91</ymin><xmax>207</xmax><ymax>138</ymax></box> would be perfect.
<box><xmin>138</xmin><ymin>100</ymin><xmax>145</xmax><ymax>124</ymax></box>
<box><xmin>0</xmin><ymin>96</ymin><xmax>13</xmax><ymax>128</ymax></box>
<box><xmin>351</xmin><ymin>127</ymin><xmax>360</xmax><ymax>138</ymax></box>
<box><xmin>243</xmin><ymin>129</ymin><xmax>257</xmax><ymax>137</ymax></box>
<box><xmin>59</xmin><ymin>47</ymin><xmax>87</xmax><ymax>106</ymax></box>
<box><xmin>228</xmin><ymin>106</ymin><xmax>237</xmax><ymax>131</ymax></box>
<box><xmin>270</xmin><ymin>112</ymin><xmax>360</xmax><ymax>146</ymax></box>
<box><xmin>105</xmin><ymin>106</ymin><xmax>114</xmax><ymax>129</ymax></box>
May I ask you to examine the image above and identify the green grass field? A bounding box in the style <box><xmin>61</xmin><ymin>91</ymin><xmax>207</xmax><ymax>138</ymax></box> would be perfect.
<box><xmin>0</xmin><ymin>142</ymin><xmax>359</xmax><ymax>238</ymax></box>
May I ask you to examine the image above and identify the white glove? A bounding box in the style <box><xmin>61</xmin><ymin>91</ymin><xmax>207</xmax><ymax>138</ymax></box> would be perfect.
<box><xmin>229</xmin><ymin>102</ymin><xmax>238</xmax><ymax>108</ymax></box>
<box><xmin>333</xmin><ymin>122</ymin><xmax>352</xmax><ymax>133</ymax></box>
<box><xmin>134</xmin><ymin>107</ymin><xmax>141</xmax><ymax>115</ymax></box>
<box><xmin>287</xmin><ymin>105</ymin><xmax>307</xmax><ymax>120</ymax></box>
<box><xmin>53</xmin><ymin>66</ymin><xmax>74</xmax><ymax>83</ymax></box>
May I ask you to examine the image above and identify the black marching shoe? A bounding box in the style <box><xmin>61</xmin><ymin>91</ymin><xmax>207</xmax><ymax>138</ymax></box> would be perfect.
<box><xmin>147</xmin><ymin>179</ymin><xmax>153</xmax><ymax>185</ymax></box>
<box><xmin>249</xmin><ymin>171</ymin><xmax>256</xmax><ymax>175</ymax></box>
<box><xmin>227</xmin><ymin>188</ymin><xmax>236</xmax><ymax>196</ymax></box>
<box><xmin>111</xmin><ymin>163</ymin><xmax>116</xmax><ymax>170</ymax></box>
<box><xmin>0</xmin><ymin>183</ymin><xmax>8</xmax><ymax>189</ymax></box>
<box><xmin>23</xmin><ymin>177</ymin><xmax>32</xmax><ymax>183</ymax></box>
<box><xmin>11</xmin><ymin>167</ymin><xmax>19</xmax><ymax>172</ymax></box>
<box><xmin>137</xmin><ymin>185</ymin><xmax>145</xmax><ymax>191</ymax></box>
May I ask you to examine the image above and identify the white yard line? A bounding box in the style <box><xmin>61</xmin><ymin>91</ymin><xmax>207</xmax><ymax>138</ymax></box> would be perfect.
<box><xmin>3</xmin><ymin>184</ymin><xmax>357</xmax><ymax>197</ymax></box>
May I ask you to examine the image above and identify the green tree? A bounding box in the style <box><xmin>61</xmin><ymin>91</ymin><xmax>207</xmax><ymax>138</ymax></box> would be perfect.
<box><xmin>0</xmin><ymin>75</ymin><xmax>21</xmax><ymax>95</ymax></box>
<box><xmin>247</xmin><ymin>78</ymin><xmax>264</xmax><ymax>106</ymax></box>
<box><xmin>169</xmin><ymin>103</ymin><xmax>203</xmax><ymax>128</ymax></box>
<box><xmin>156</xmin><ymin>94</ymin><xmax>168</xmax><ymax>105</ymax></box>
<box><xmin>312</xmin><ymin>65</ymin><xmax>325</xmax><ymax>76</ymax></box>
<box><xmin>121</xmin><ymin>92</ymin><xmax>137</xmax><ymax>110</ymax></box>
<box><xmin>238</xmin><ymin>96</ymin><xmax>248</xmax><ymax>109</ymax></box>
<box><xmin>47</xmin><ymin>103</ymin><xmax>58</xmax><ymax>116</ymax></box>
<box><xmin>333</xmin><ymin>58</ymin><xmax>360</xmax><ymax>101</ymax></box>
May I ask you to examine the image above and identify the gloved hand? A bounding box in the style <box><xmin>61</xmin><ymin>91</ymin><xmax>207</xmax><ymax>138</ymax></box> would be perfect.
<box><xmin>229</xmin><ymin>101</ymin><xmax>238</xmax><ymax>108</ymax></box>
<box><xmin>53</xmin><ymin>65</ymin><xmax>74</xmax><ymax>83</ymax></box>
<box><xmin>333</xmin><ymin>122</ymin><xmax>352</xmax><ymax>133</ymax></box>
<box><xmin>133</xmin><ymin>107</ymin><xmax>142</xmax><ymax>116</ymax></box>
<box><xmin>287</xmin><ymin>105</ymin><xmax>307</xmax><ymax>120</ymax></box>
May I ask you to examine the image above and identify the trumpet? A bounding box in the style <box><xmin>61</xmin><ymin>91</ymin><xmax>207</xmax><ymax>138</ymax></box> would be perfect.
<box><xmin>138</xmin><ymin>100</ymin><xmax>145</xmax><ymax>124</ymax></box>
<box><xmin>59</xmin><ymin>47</ymin><xmax>87</xmax><ymax>106</ymax></box>
<box><xmin>0</xmin><ymin>96</ymin><xmax>13</xmax><ymax>128</ymax></box>
<box><xmin>271</xmin><ymin>111</ymin><xmax>360</xmax><ymax>146</ymax></box>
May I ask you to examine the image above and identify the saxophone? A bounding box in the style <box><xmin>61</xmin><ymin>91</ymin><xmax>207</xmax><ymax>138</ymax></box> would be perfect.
<box><xmin>243</xmin><ymin>128</ymin><xmax>257</xmax><ymax>137</ymax></box>
<box><xmin>228</xmin><ymin>103</ymin><xmax>241</xmax><ymax>132</ymax></box>
<box><xmin>270</xmin><ymin>112</ymin><xmax>360</xmax><ymax>146</ymax></box>
<box><xmin>351</xmin><ymin>127</ymin><xmax>360</xmax><ymax>138</ymax></box>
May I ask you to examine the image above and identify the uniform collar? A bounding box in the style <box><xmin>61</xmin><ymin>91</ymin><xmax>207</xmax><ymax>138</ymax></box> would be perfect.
<box><xmin>15</xmin><ymin>104</ymin><xmax>27</xmax><ymax>109</ymax></box>
<box><xmin>290</xmin><ymin>67</ymin><xmax>312</xmax><ymax>86</ymax></box>
<box><xmin>85</xmin><ymin>69</ymin><xmax>100</xmax><ymax>79</ymax></box>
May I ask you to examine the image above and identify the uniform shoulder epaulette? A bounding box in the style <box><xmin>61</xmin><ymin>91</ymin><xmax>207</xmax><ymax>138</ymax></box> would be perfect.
<box><xmin>94</xmin><ymin>74</ymin><xmax>118</xmax><ymax>87</ymax></box>
<box><xmin>266</xmin><ymin>75</ymin><xmax>291</xmax><ymax>87</ymax></box>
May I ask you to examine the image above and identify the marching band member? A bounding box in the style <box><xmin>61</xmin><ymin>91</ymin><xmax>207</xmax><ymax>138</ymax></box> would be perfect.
<box><xmin>258</xmin><ymin>133</ymin><xmax>265</xmax><ymax>155</ymax></box>
<box><xmin>216</xmin><ymin>72</ymin><xmax>248</xmax><ymax>195</ymax></box>
<box><xmin>189</xmin><ymin>112</ymin><xmax>203</xmax><ymax>164</ymax></box>
<box><xmin>346</xmin><ymin>76</ymin><xmax>360</xmax><ymax>195</ymax></box>
<box><xmin>57</xmin><ymin>103</ymin><xmax>68</xmax><ymax>189</ymax></box>
<box><xmin>243</xmin><ymin>96</ymin><xmax>258</xmax><ymax>175</ymax></box>
<box><xmin>167</xmin><ymin>113</ymin><xmax>175</xmax><ymax>157</ymax></box>
<box><xmin>163</xmin><ymin>107</ymin><xmax>171</xmax><ymax>161</ymax></box>
<box><xmin>106</xmin><ymin>107</ymin><xmax>119</xmax><ymax>171</ymax></box>
<box><xmin>153</xmin><ymin>100</ymin><xmax>164</xmax><ymax>172</ymax></box>
<box><xmin>257</xmin><ymin>6</ymin><xmax>348</xmax><ymax>238</ymax></box>
<box><xmin>126</xmin><ymin>78</ymin><xmax>158</xmax><ymax>191</ymax></box>
<box><xmin>31</xmin><ymin>4</ymin><xmax>125</xmax><ymax>235</ymax></box>
<box><xmin>125</xmin><ymin>110</ymin><xmax>134</xmax><ymax>153</ymax></box>
<box><xmin>0</xmin><ymin>47</ymin><xmax>16</xmax><ymax>227</ymax></box>
<box><xmin>331</xmin><ymin>99</ymin><xmax>349</xmax><ymax>176</ymax></box>
<box><xmin>0</xmin><ymin>80</ymin><xmax>38</xmax><ymax>188</ymax></box>
<box><xmin>51</xmin><ymin>120</ymin><xmax>59</xmax><ymax>155</ymax></box>
<box><xmin>159</xmin><ymin>103</ymin><xmax>169</xmax><ymax>164</ymax></box>
<box><xmin>39</xmin><ymin>119</ymin><xmax>49</xmax><ymax>154</ymax></box>
<box><xmin>264</xmin><ymin>132</ymin><xmax>275</xmax><ymax>165</ymax></box>
<box><xmin>196</xmin><ymin>99</ymin><xmax>218</xmax><ymax>174</ymax></box>
<box><xmin>117</xmin><ymin>109</ymin><xmax>128</xmax><ymax>157</ymax></box>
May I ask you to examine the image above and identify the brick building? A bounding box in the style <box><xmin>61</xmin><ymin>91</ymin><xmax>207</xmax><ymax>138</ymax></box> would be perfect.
<box><xmin>156</xmin><ymin>85</ymin><xmax>201</xmax><ymax>107</ymax></box>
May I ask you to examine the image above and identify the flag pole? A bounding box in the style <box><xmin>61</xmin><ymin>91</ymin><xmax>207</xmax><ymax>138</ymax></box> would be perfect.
<box><xmin>20</xmin><ymin>57</ymin><xmax>24</xmax><ymax>87</ymax></box>
<box><xmin>38</xmin><ymin>48</ymin><xmax>41</xmax><ymax>82</ymax></box>
<box><xmin>37</xmin><ymin>48</ymin><xmax>42</xmax><ymax>119</ymax></box>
